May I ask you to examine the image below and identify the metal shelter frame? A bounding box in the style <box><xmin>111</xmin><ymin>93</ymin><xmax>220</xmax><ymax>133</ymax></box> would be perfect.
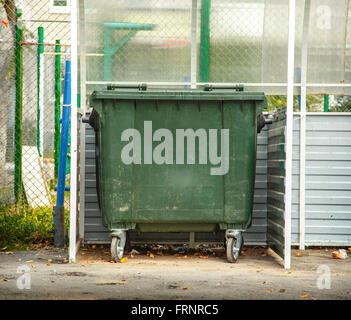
<box><xmin>69</xmin><ymin>0</ymin><xmax>351</xmax><ymax>269</ymax></box>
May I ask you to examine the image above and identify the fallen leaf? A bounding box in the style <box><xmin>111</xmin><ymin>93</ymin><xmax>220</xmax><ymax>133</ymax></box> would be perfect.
<box><xmin>332</xmin><ymin>251</ymin><xmax>341</xmax><ymax>259</ymax></box>
<box><xmin>46</xmin><ymin>263</ymin><xmax>51</xmax><ymax>266</ymax></box>
<box><xmin>296</xmin><ymin>253</ymin><xmax>302</xmax><ymax>257</ymax></box>
<box><xmin>311</xmin><ymin>297</ymin><xmax>318</xmax><ymax>300</ymax></box>
<box><xmin>149</xmin><ymin>254</ymin><xmax>155</xmax><ymax>259</ymax></box>
<box><xmin>300</xmin><ymin>294</ymin><xmax>309</xmax><ymax>298</ymax></box>
<box><xmin>180</xmin><ymin>287</ymin><xmax>188</xmax><ymax>290</ymax></box>
<box><xmin>279</xmin><ymin>289</ymin><xmax>286</xmax><ymax>293</ymax></box>
<box><xmin>92</xmin><ymin>245</ymin><xmax>96</xmax><ymax>249</ymax></box>
<box><xmin>31</xmin><ymin>265</ymin><xmax>36</xmax><ymax>269</ymax></box>
<box><xmin>130</xmin><ymin>254</ymin><xmax>135</xmax><ymax>259</ymax></box>
<box><xmin>120</xmin><ymin>257</ymin><xmax>128</xmax><ymax>263</ymax></box>
<box><xmin>199</xmin><ymin>255</ymin><xmax>209</xmax><ymax>259</ymax></box>
<box><xmin>25</xmin><ymin>260</ymin><xmax>34</xmax><ymax>263</ymax></box>
<box><xmin>3</xmin><ymin>279</ymin><xmax>10</xmax><ymax>282</ymax></box>
<box><xmin>47</xmin><ymin>259</ymin><xmax>52</xmax><ymax>263</ymax></box>
<box><xmin>284</xmin><ymin>271</ymin><xmax>292</xmax><ymax>274</ymax></box>
<box><xmin>121</xmin><ymin>279</ymin><xmax>126</xmax><ymax>282</ymax></box>
<box><xmin>5</xmin><ymin>251</ymin><xmax>14</xmax><ymax>255</ymax></box>
<box><xmin>266</xmin><ymin>289</ymin><xmax>272</xmax><ymax>293</ymax></box>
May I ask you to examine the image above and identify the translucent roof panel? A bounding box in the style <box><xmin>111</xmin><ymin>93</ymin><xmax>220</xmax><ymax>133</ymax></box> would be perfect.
<box><xmin>83</xmin><ymin>0</ymin><xmax>192</xmax><ymax>83</ymax></box>
<box><xmin>80</xmin><ymin>0</ymin><xmax>351</xmax><ymax>95</ymax></box>
<box><xmin>305</xmin><ymin>0</ymin><xmax>351</xmax><ymax>94</ymax></box>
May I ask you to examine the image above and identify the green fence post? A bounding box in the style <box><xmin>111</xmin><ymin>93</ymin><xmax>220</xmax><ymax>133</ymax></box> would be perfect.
<box><xmin>324</xmin><ymin>95</ymin><xmax>329</xmax><ymax>112</ymax></box>
<box><xmin>37</xmin><ymin>27</ymin><xmax>44</xmax><ymax>157</ymax></box>
<box><xmin>15</xmin><ymin>9</ymin><xmax>23</xmax><ymax>203</ymax></box>
<box><xmin>199</xmin><ymin>0</ymin><xmax>211</xmax><ymax>83</ymax></box>
<box><xmin>103</xmin><ymin>27</ymin><xmax>112</xmax><ymax>81</ymax></box>
<box><xmin>55</xmin><ymin>40</ymin><xmax>61</xmax><ymax>178</ymax></box>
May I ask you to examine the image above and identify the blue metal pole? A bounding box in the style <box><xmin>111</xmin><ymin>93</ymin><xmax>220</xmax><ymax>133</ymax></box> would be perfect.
<box><xmin>53</xmin><ymin>59</ymin><xmax>71</xmax><ymax>248</ymax></box>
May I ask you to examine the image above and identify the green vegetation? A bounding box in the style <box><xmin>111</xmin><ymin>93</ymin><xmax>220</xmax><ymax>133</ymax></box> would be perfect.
<box><xmin>0</xmin><ymin>204</ymin><xmax>69</xmax><ymax>251</ymax></box>
<box><xmin>266</xmin><ymin>95</ymin><xmax>323</xmax><ymax>112</ymax></box>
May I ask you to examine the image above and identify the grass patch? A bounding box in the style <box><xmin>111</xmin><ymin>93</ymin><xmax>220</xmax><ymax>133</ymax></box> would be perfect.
<box><xmin>0</xmin><ymin>204</ymin><xmax>69</xmax><ymax>251</ymax></box>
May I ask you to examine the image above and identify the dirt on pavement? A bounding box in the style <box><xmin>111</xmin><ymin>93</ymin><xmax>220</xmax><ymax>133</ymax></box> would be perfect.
<box><xmin>0</xmin><ymin>245</ymin><xmax>350</xmax><ymax>300</ymax></box>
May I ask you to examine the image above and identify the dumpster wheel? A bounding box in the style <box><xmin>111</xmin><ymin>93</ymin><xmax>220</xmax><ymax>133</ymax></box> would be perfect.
<box><xmin>225</xmin><ymin>231</ymin><xmax>244</xmax><ymax>263</ymax></box>
<box><xmin>110</xmin><ymin>230</ymin><xmax>127</xmax><ymax>262</ymax></box>
<box><xmin>111</xmin><ymin>237</ymin><xmax>124</xmax><ymax>262</ymax></box>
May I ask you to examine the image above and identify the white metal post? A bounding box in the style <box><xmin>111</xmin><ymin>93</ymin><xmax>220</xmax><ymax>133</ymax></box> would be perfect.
<box><xmin>69</xmin><ymin>0</ymin><xmax>78</xmax><ymax>263</ymax></box>
<box><xmin>78</xmin><ymin>0</ymin><xmax>86</xmax><ymax>242</ymax></box>
<box><xmin>284</xmin><ymin>0</ymin><xmax>296</xmax><ymax>270</ymax></box>
<box><xmin>191</xmin><ymin>0</ymin><xmax>198</xmax><ymax>89</ymax></box>
<box><xmin>299</xmin><ymin>0</ymin><xmax>311</xmax><ymax>251</ymax></box>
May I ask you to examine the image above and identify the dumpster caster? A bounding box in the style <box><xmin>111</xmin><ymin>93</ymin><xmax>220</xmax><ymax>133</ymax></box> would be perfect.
<box><xmin>110</xmin><ymin>230</ymin><xmax>127</xmax><ymax>262</ymax></box>
<box><xmin>225</xmin><ymin>230</ymin><xmax>243</xmax><ymax>263</ymax></box>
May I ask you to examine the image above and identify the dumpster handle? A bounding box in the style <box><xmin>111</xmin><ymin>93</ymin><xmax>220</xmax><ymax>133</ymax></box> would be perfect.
<box><xmin>107</xmin><ymin>83</ymin><xmax>147</xmax><ymax>91</ymax></box>
<box><xmin>203</xmin><ymin>84</ymin><xmax>244</xmax><ymax>92</ymax></box>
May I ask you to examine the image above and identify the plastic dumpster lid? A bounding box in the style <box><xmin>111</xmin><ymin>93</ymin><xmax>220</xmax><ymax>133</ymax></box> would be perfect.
<box><xmin>90</xmin><ymin>85</ymin><xmax>267</xmax><ymax>102</ymax></box>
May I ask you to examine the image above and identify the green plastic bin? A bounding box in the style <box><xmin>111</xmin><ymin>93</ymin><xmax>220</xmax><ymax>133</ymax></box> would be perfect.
<box><xmin>88</xmin><ymin>85</ymin><xmax>267</xmax><ymax>262</ymax></box>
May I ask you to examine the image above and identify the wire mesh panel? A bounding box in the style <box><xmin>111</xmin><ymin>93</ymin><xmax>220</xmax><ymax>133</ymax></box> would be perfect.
<box><xmin>0</xmin><ymin>5</ymin><xmax>16</xmax><ymax>205</ymax></box>
<box><xmin>84</xmin><ymin>0</ymin><xmax>192</xmax><ymax>90</ymax></box>
<box><xmin>208</xmin><ymin>0</ymin><xmax>264</xmax><ymax>83</ymax></box>
<box><xmin>0</xmin><ymin>1</ymin><xmax>71</xmax><ymax>229</ymax></box>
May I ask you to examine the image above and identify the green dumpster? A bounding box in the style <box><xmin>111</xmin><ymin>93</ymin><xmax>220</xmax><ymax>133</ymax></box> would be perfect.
<box><xmin>88</xmin><ymin>85</ymin><xmax>267</xmax><ymax>263</ymax></box>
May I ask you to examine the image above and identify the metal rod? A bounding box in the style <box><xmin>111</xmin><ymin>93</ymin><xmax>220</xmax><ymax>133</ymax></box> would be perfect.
<box><xmin>37</xmin><ymin>27</ymin><xmax>44</xmax><ymax>157</ymax></box>
<box><xmin>199</xmin><ymin>0</ymin><xmax>211</xmax><ymax>83</ymax></box>
<box><xmin>69</xmin><ymin>0</ymin><xmax>79</xmax><ymax>263</ymax></box>
<box><xmin>43</xmin><ymin>52</ymin><xmax>70</xmax><ymax>55</ymax></box>
<box><xmin>324</xmin><ymin>95</ymin><xmax>329</xmax><ymax>112</ymax></box>
<box><xmin>55</xmin><ymin>40</ymin><xmax>61</xmax><ymax>179</ymax></box>
<box><xmin>103</xmin><ymin>27</ymin><xmax>112</xmax><ymax>81</ymax></box>
<box><xmin>79</xmin><ymin>0</ymin><xmax>87</xmax><ymax>243</ymax></box>
<box><xmin>342</xmin><ymin>0</ymin><xmax>350</xmax><ymax>85</ymax></box>
<box><xmin>190</xmin><ymin>0</ymin><xmax>198</xmax><ymax>89</ymax></box>
<box><xmin>294</xmin><ymin>112</ymin><xmax>351</xmax><ymax>116</ymax></box>
<box><xmin>299</xmin><ymin>0</ymin><xmax>310</xmax><ymax>251</ymax></box>
<box><xmin>54</xmin><ymin>59</ymin><xmax>71</xmax><ymax>248</ymax></box>
<box><xmin>284</xmin><ymin>0</ymin><xmax>296</xmax><ymax>270</ymax></box>
<box><xmin>19</xmin><ymin>42</ymin><xmax>71</xmax><ymax>46</ymax></box>
<box><xmin>85</xmin><ymin>81</ymin><xmax>351</xmax><ymax>88</ymax></box>
<box><xmin>14</xmin><ymin>9</ymin><xmax>23</xmax><ymax>203</ymax></box>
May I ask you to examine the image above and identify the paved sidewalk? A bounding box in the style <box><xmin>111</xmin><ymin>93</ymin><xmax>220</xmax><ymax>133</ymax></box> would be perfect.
<box><xmin>0</xmin><ymin>246</ymin><xmax>350</xmax><ymax>300</ymax></box>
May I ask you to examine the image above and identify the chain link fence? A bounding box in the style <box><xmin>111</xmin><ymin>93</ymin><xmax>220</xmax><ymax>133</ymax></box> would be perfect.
<box><xmin>0</xmin><ymin>0</ymin><xmax>71</xmax><ymax>213</ymax></box>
